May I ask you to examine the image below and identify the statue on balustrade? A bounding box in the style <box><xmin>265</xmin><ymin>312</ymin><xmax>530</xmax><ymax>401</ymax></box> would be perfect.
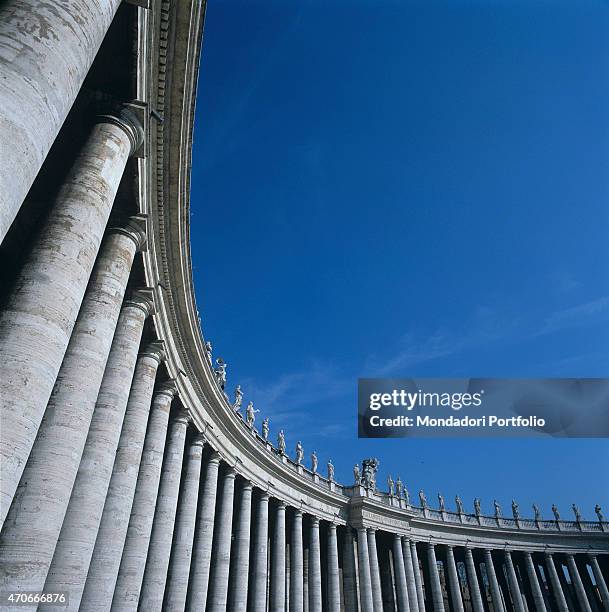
<box><xmin>387</xmin><ymin>475</ymin><xmax>394</xmax><ymax>496</ymax></box>
<box><xmin>233</xmin><ymin>385</ymin><xmax>243</xmax><ymax>411</ymax></box>
<box><xmin>511</xmin><ymin>500</ymin><xmax>519</xmax><ymax>520</ymax></box>
<box><xmin>327</xmin><ymin>460</ymin><xmax>335</xmax><ymax>482</ymax></box>
<box><xmin>572</xmin><ymin>503</ymin><xmax>582</xmax><ymax>522</ymax></box>
<box><xmin>205</xmin><ymin>340</ymin><xmax>213</xmax><ymax>363</ymax></box>
<box><xmin>262</xmin><ymin>417</ymin><xmax>269</xmax><ymax>440</ymax></box>
<box><xmin>246</xmin><ymin>401</ymin><xmax>259</xmax><ymax>428</ymax></box>
<box><xmin>474</xmin><ymin>498</ymin><xmax>481</xmax><ymax>516</ymax></box>
<box><xmin>438</xmin><ymin>493</ymin><xmax>445</xmax><ymax>512</ymax></box>
<box><xmin>533</xmin><ymin>503</ymin><xmax>541</xmax><ymax>521</ymax></box>
<box><xmin>214</xmin><ymin>358</ymin><xmax>227</xmax><ymax>390</ymax></box>
<box><xmin>403</xmin><ymin>485</ymin><xmax>410</xmax><ymax>506</ymax></box>
<box><xmin>493</xmin><ymin>499</ymin><xmax>501</xmax><ymax>517</ymax></box>
<box><xmin>361</xmin><ymin>458</ymin><xmax>379</xmax><ymax>490</ymax></box>
<box><xmin>396</xmin><ymin>476</ymin><xmax>403</xmax><ymax>498</ymax></box>
<box><xmin>295</xmin><ymin>441</ymin><xmax>304</xmax><ymax>465</ymax></box>
<box><xmin>311</xmin><ymin>451</ymin><xmax>318</xmax><ymax>473</ymax></box>
<box><xmin>353</xmin><ymin>464</ymin><xmax>361</xmax><ymax>485</ymax></box>
<box><xmin>455</xmin><ymin>495</ymin><xmax>464</xmax><ymax>514</ymax></box>
<box><xmin>552</xmin><ymin>504</ymin><xmax>560</xmax><ymax>521</ymax></box>
<box><xmin>278</xmin><ymin>430</ymin><xmax>286</xmax><ymax>455</ymax></box>
<box><xmin>419</xmin><ymin>490</ymin><xmax>428</xmax><ymax>509</ymax></box>
<box><xmin>595</xmin><ymin>504</ymin><xmax>604</xmax><ymax>522</ymax></box>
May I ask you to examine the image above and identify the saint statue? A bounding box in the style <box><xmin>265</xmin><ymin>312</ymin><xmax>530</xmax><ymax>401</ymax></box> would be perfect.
<box><xmin>205</xmin><ymin>340</ymin><xmax>212</xmax><ymax>363</ymax></box>
<box><xmin>572</xmin><ymin>503</ymin><xmax>582</xmax><ymax>522</ymax></box>
<box><xmin>278</xmin><ymin>430</ymin><xmax>286</xmax><ymax>455</ymax></box>
<box><xmin>233</xmin><ymin>384</ymin><xmax>243</xmax><ymax>411</ymax></box>
<box><xmin>419</xmin><ymin>490</ymin><xmax>428</xmax><ymax>508</ymax></box>
<box><xmin>327</xmin><ymin>460</ymin><xmax>335</xmax><ymax>482</ymax></box>
<box><xmin>311</xmin><ymin>451</ymin><xmax>318</xmax><ymax>473</ymax></box>
<box><xmin>455</xmin><ymin>495</ymin><xmax>464</xmax><ymax>514</ymax></box>
<box><xmin>438</xmin><ymin>493</ymin><xmax>445</xmax><ymax>512</ymax></box>
<box><xmin>353</xmin><ymin>464</ymin><xmax>361</xmax><ymax>485</ymax></box>
<box><xmin>387</xmin><ymin>475</ymin><xmax>394</xmax><ymax>496</ymax></box>
<box><xmin>295</xmin><ymin>441</ymin><xmax>304</xmax><ymax>465</ymax></box>
<box><xmin>494</xmin><ymin>499</ymin><xmax>501</xmax><ymax>517</ymax></box>
<box><xmin>474</xmin><ymin>498</ymin><xmax>481</xmax><ymax>516</ymax></box>
<box><xmin>262</xmin><ymin>417</ymin><xmax>269</xmax><ymax>440</ymax></box>
<box><xmin>511</xmin><ymin>500</ymin><xmax>519</xmax><ymax>520</ymax></box>
<box><xmin>396</xmin><ymin>476</ymin><xmax>403</xmax><ymax>498</ymax></box>
<box><xmin>533</xmin><ymin>503</ymin><xmax>541</xmax><ymax>521</ymax></box>
<box><xmin>214</xmin><ymin>358</ymin><xmax>227</xmax><ymax>390</ymax></box>
<box><xmin>595</xmin><ymin>504</ymin><xmax>604</xmax><ymax>522</ymax></box>
<box><xmin>246</xmin><ymin>401</ymin><xmax>259</xmax><ymax>428</ymax></box>
<box><xmin>552</xmin><ymin>504</ymin><xmax>560</xmax><ymax>521</ymax></box>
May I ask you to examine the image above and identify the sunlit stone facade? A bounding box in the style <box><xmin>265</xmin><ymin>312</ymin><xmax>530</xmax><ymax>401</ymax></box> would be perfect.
<box><xmin>0</xmin><ymin>1</ymin><xmax>607</xmax><ymax>611</ymax></box>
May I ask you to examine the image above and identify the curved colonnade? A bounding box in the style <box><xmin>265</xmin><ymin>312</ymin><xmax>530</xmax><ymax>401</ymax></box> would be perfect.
<box><xmin>0</xmin><ymin>1</ymin><xmax>607</xmax><ymax>611</ymax></box>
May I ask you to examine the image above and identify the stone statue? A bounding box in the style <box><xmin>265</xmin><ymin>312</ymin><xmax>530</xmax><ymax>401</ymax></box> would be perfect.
<box><xmin>474</xmin><ymin>498</ymin><xmax>481</xmax><ymax>516</ymax></box>
<box><xmin>552</xmin><ymin>504</ymin><xmax>560</xmax><ymax>521</ymax></box>
<box><xmin>361</xmin><ymin>458</ymin><xmax>379</xmax><ymax>490</ymax></box>
<box><xmin>572</xmin><ymin>503</ymin><xmax>582</xmax><ymax>522</ymax></box>
<box><xmin>494</xmin><ymin>499</ymin><xmax>501</xmax><ymax>517</ymax></box>
<box><xmin>262</xmin><ymin>417</ymin><xmax>269</xmax><ymax>440</ymax></box>
<box><xmin>387</xmin><ymin>475</ymin><xmax>394</xmax><ymax>496</ymax></box>
<box><xmin>327</xmin><ymin>460</ymin><xmax>335</xmax><ymax>482</ymax></box>
<box><xmin>214</xmin><ymin>358</ymin><xmax>227</xmax><ymax>390</ymax></box>
<box><xmin>396</xmin><ymin>476</ymin><xmax>403</xmax><ymax>498</ymax></box>
<box><xmin>511</xmin><ymin>500</ymin><xmax>519</xmax><ymax>520</ymax></box>
<box><xmin>205</xmin><ymin>340</ymin><xmax>212</xmax><ymax>363</ymax></box>
<box><xmin>533</xmin><ymin>503</ymin><xmax>541</xmax><ymax>521</ymax></box>
<box><xmin>455</xmin><ymin>495</ymin><xmax>464</xmax><ymax>514</ymax></box>
<box><xmin>295</xmin><ymin>441</ymin><xmax>304</xmax><ymax>465</ymax></box>
<box><xmin>353</xmin><ymin>464</ymin><xmax>361</xmax><ymax>485</ymax></box>
<box><xmin>403</xmin><ymin>485</ymin><xmax>410</xmax><ymax>506</ymax></box>
<box><xmin>246</xmin><ymin>401</ymin><xmax>259</xmax><ymax>428</ymax></box>
<box><xmin>278</xmin><ymin>430</ymin><xmax>286</xmax><ymax>455</ymax></box>
<box><xmin>419</xmin><ymin>490</ymin><xmax>427</xmax><ymax>509</ymax></box>
<box><xmin>438</xmin><ymin>493</ymin><xmax>445</xmax><ymax>512</ymax></box>
<box><xmin>233</xmin><ymin>384</ymin><xmax>243</xmax><ymax>411</ymax></box>
<box><xmin>311</xmin><ymin>451</ymin><xmax>318</xmax><ymax>473</ymax></box>
<box><xmin>595</xmin><ymin>504</ymin><xmax>604</xmax><ymax>522</ymax></box>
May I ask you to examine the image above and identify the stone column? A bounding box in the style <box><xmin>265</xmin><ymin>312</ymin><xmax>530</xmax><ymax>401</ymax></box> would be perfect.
<box><xmin>228</xmin><ymin>481</ymin><xmax>253</xmax><ymax>610</ymax></box>
<box><xmin>544</xmin><ymin>553</ymin><xmax>569</xmax><ymax>612</ymax></box>
<box><xmin>137</xmin><ymin>411</ymin><xmax>190</xmax><ymax>612</ymax></box>
<box><xmin>0</xmin><ymin>109</ymin><xmax>143</xmax><ymax>529</ymax></box>
<box><xmin>164</xmin><ymin>434</ymin><xmax>206</xmax><ymax>612</ymax></box>
<box><xmin>271</xmin><ymin>501</ymin><xmax>287</xmax><ymax>612</ymax></box>
<box><xmin>308</xmin><ymin>517</ymin><xmax>322</xmax><ymax>612</ymax></box>
<box><xmin>327</xmin><ymin>523</ymin><xmax>341</xmax><ymax>612</ymax></box>
<box><xmin>590</xmin><ymin>555</ymin><xmax>609</xmax><ymax>612</ymax></box>
<box><xmin>402</xmin><ymin>538</ymin><xmax>421</xmax><ymax>612</ymax></box>
<box><xmin>410</xmin><ymin>540</ymin><xmax>426</xmax><ymax>612</ymax></box>
<box><xmin>357</xmin><ymin>528</ymin><xmax>374</xmax><ymax>612</ymax></box>
<box><xmin>41</xmin><ymin>289</ymin><xmax>154</xmax><ymax>610</ymax></box>
<box><xmin>367</xmin><ymin>529</ymin><xmax>384</xmax><ymax>612</ymax></box>
<box><xmin>427</xmin><ymin>542</ymin><xmax>445</xmax><ymax>612</ymax></box>
<box><xmin>523</xmin><ymin>552</ymin><xmax>547</xmax><ymax>612</ymax></box>
<box><xmin>505</xmin><ymin>551</ymin><xmax>526</xmax><ymax>612</ymax></box>
<box><xmin>0</xmin><ymin>217</ymin><xmax>146</xmax><ymax>595</ymax></box>
<box><xmin>290</xmin><ymin>510</ymin><xmax>304</xmax><ymax>612</ymax></box>
<box><xmin>207</xmin><ymin>467</ymin><xmax>236</xmax><ymax>612</ymax></box>
<box><xmin>392</xmin><ymin>534</ymin><xmax>410</xmax><ymax>612</ymax></box>
<box><xmin>343</xmin><ymin>528</ymin><xmax>359</xmax><ymax>612</ymax></box>
<box><xmin>484</xmin><ymin>549</ymin><xmax>505</xmax><ymax>612</ymax></box>
<box><xmin>186</xmin><ymin>452</ymin><xmax>221</xmax><ymax>611</ymax></box>
<box><xmin>465</xmin><ymin>547</ymin><xmax>484</xmax><ymax>612</ymax></box>
<box><xmin>251</xmin><ymin>492</ymin><xmax>270</xmax><ymax>611</ymax></box>
<box><xmin>79</xmin><ymin>368</ymin><xmax>171</xmax><ymax>612</ymax></box>
<box><xmin>567</xmin><ymin>554</ymin><xmax>593</xmax><ymax>612</ymax></box>
<box><xmin>0</xmin><ymin>0</ymin><xmax>124</xmax><ymax>242</ymax></box>
<box><xmin>445</xmin><ymin>546</ymin><xmax>464</xmax><ymax>612</ymax></box>
<box><xmin>108</xmin><ymin>385</ymin><xmax>176</xmax><ymax>612</ymax></box>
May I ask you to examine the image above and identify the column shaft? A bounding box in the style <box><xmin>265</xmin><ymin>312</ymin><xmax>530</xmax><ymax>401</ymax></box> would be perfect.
<box><xmin>79</xmin><ymin>367</ymin><xmax>168</xmax><ymax>612</ymax></box>
<box><xmin>392</xmin><ymin>534</ymin><xmax>410</xmax><ymax>612</ymax></box>
<box><xmin>445</xmin><ymin>546</ymin><xmax>464</xmax><ymax>612</ymax></box>
<box><xmin>251</xmin><ymin>493</ymin><xmax>270</xmax><ymax>611</ymax></box>
<box><xmin>0</xmin><ymin>222</ymin><xmax>143</xmax><ymax>595</ymax></box>
<box><xmin>343</xmin><ymin>529</ymin><xmax>359</xmax><ymax>612</ymax></box>
<box><xmin>327</xmin><ymin>523</ymin><xmax>341</xmax><ymax>612</ymax></box>
<box><xmin>228</xmin><ymin>481</ymin><xmax>253</xmax><ymax>610</ymax></box>
<box><xmin>590</xmin><ymin>556</ymin><xmax>609</xmax><ymax>612</ymax></box>
<box><xmin>484</xmin><ymin>549</ymin><xmax>505</xmax><ymax>612</ymax></box>
<box><xmin>427</xmin><ymin>542</ymin><xmax>445</xmax><ymax>612</ymax></box>
<box><xmin>367</xmin><ymin>529</ymin><xmax>384</xmax><ymax>612</ymax></box>
<box><xmin>290</xmin><ymin>510</ymin><xmax>304</xmax><ymax>612</ymax></box>
<box><xmin>567</xmin><ymin>554</ymin><xmax>592</xmax><ymax>612</ymax></box>
<box><xmin>271</xmin><ymin>502</ymin><xmax>287</xmax><ymax>612</ymax></box>
<box><xmin>505</xmin><ymin>551</ymin><xmax>526</xmax><ymax>612</ymax></box>
<box><xmin>544</xmin><ymin>554</ymin><xmax>568</xmax><ymax>612</ymax></box>
<box><xmin>410</xmin><ymin>541</ymin><xmax>426</xmax><ymax>612</ymax></box>
<box><xmin>0</xmin><ymin>0</ymin><xmax>123</xmax><ymax>242</ymax></box>
<box><xmin>465</xmin><ymin>548</ymin><xmax>484</xmax><ymax>612</ymax></box>
<box><xmin>357</xmin><ymin>528</ymin><xmax>374</xmax><ymax>612</ymax></box>
<box><xmin>402</xmin><ymin>539</ymin><xmax>421</xmax><ymax>612</ymax></box>
<box><xmin>164</xmin><ymin>435</ymin><xmax>205</xmax><ymax>612</ymax></box>
<box><xmin>0</xmin><ymin>115</ymin><xmax>141</xmax><ymax>528</ymax></box>
<box><xmin>308</xmin><ymin>518</ymin><xmax>322</xmax><ymax>611</ymax></box>
<box><xmin>523</xmin><ymin>552</ymin><xmax>547</xmax><ymax>612</ymax></box>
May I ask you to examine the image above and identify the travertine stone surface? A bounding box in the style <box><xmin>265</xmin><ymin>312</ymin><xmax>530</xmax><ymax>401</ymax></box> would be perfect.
<box><xmin>392</xmin><ymin>533</ymin><xmax>409</xmax><ymax>612</ymax></box>
<box><xmin>308</xmin><ymin>517</ymin><xmax>322</xmax><ymax>612</ymax></box>
<box><xmin>567</xmin><ymin>554</ymin><xmax>592</xmax><ymax>612</ymax></box>
<box><xmin>505</xmin><ymin>551</ymin><xmax>526</xmax><ymax>612</ymax></box>
<box><xmin>0</xmin><ymin>116</ymin><xmax>140</xmax><ymax>530</ymax></box>
<box><xmin>465</xmin><ymin>547</ymin><xmax>484</xmax><ymax>612</ymax></box>
<box><xmin>228</xmin><ymin>481</ymin><xmax>253</xmax><ymax>610</ymax></box>
<box><xmin>289</xmin><ymin>510</ymin><xmax>304</xmax><ymax>612</ymax></box>
<box><xmin>590</xmin><ymin>556</ymin><xmax>609</xmax><ymax>612</ymax></box>
<box><xmin>402</xmin><ymin>538</ymin><xmax>421</xmax><ymax>612</ymax></box>
<box><xmin>445</xmin><ymin>546</ymin><xmax>464</xmax><ymax>612</ymax></box>
<box><xmin>251</xmin><ymin>492</ymin><xmax>270</xmax><ymax>611</ymax></box>
<box><xmin>544</xmin><ymin>553</ymin><xmax>569</xmax><ymax>612</ymax></box>
<box><xmin>0</xmin><ymin>222</ymin><xmax>144</xmax><ymax>595</ymax></box>
<box><xmin>357</xmin><ymin>528</ymin><xmax>374</xmax><ymax>612</ymax></box>
<box><xmin>426</xmin><ymin>543</ymin><xmax>445</xmax><ymax>612</ymax></box>
<box><xmin>0</xmin><ymin>0</ymin><xmax>122</xmax><ymax>242</ymax></box>
<box><xmin>483</xmin><ymin>549</ymin><xmax>505</xmax><ymax>612</ymax></box>
<box><xmin>271</xmin><ymin>502</ymin><xmax>287</xmax><ymax>612</ymax></box>
<box><xmin>409</xmin><ymin>540</ymin><xmax>426</xmax><ymax>612</ymax></box>
<box><xmin>327</xmin><ymin>523</ymin><xmax>341</xmax><ymax>612</ymax></box>
<box><xmin>523</xmin><ymin>552</ymin><xmax>547</xmax><ymax>612</ymax></box>
<box><xmin>342</xmin><ymin>529</ymin><xmax>359</xmax><ymax>612</ymax></box>
<box><xmin>367</xmin><ymin>529</ymin><xmax>383</xmax><ymax>612</ymax></box>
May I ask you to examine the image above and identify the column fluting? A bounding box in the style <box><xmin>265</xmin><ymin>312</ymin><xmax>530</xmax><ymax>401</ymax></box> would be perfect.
<box><xmin>544</xmin><ymin>553</ymin><xmax>568</xmax><ymax>612</ymax></box>
<box><xmin>357</xmin><ymin>528</ymin><xmax>374</xmax><ymax>612</ymax></box>
<box><xmin>589</xmin><ymin>555</ymin><xmax>609</xmax><ymax>612</ymax></box>
<box><xmin>484</xmin><ymin>549</ymin><xmax>505</xmax><ymax>612</ymax></box>
<box><xmin>566</xmin><ymin>554</ymin><xmax>592</xmax><ymax>612</ymax></box>
<box><xmin>367</xmin><ymin>529</ymin><xmax>384</xmax><ymax>612</ymax></box>
<box><xmin>327</xmin><ymin>523</ymin><xmax>341</xmax><ymax>612</ymax></box>
<box><xmin>228</xmin><ymin>480</ymin><xmax>253</xmax><ymax>610</ymax></box>
<box><xmin>0</xmin><ymin>111</ymin><xmax>143</xmax><ymax>529</ymax></box>
<box><xmin>308</xmin><ymin>517</ymin><xmax>322</xmax><ymax>612</ymax></box>
<box><xmin>251</xmin><ymin>492</ymin><xmax>270</xmax><ymax>611</ymax></box>
<box><xmin>504</xmin><ymin>551</ymin><xmax>526</xmax><ymax>612</ymax></box>
<box><xmin>465</xmin><ymin>547</ymin><xmax>484</xmax><ymax>612</ymax></box>
<box><xmin>426</xmin><ymin>542</ymin><xmax>445</xmax><ymax>612</ymax></box>
<box><xmin>392</xmin><ymin>534</ymin><xmax>410</xmax><ymax>612</ymax></box>
<box><xmin>290</xmin><ymin>510</ymin><xmax>304</xmax><ymax>612</ymax></box>
<box><xmin>523</xmin><ymin>552</ymin><xmax>547</xmax><ymax>612</ymax></box>
<box><xmin>271</xmin><ymin>502</ymin><xmax>287</xmax><ymax>612</ymax></box>
<box><xmin>445</xmin><ymin>546</ymin><xmax>464</xmax><ymax>612</ymax></box>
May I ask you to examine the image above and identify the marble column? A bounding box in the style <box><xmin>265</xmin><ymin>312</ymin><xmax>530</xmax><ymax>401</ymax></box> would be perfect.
<box><xmin>41</xmin><ymin>289</ymin><xmax>154</xmax><ymax>610</ymax></box>
<box><xmin>465</xmin><ymin>547</ymin><xmax>484</xmax><ymax>612</ymax></box>
<box><xmin>392</xmin><ymin>534</ymin><xmax>410</xmax><ymax>612</ymax></box>
<box><xmin>108</xmin><ymin>384</ymin><xmax>177</xmax><ymax>612</ymax></box>
<box><xmin>207</xmin><ymin>467</ymin><xmax>236</xmax><ymax>612</ymax></box>
<box><xmin>186</xmin><ymin>451</ymin><xmax>221</xmax><ymax>611</ymax></box>
<box><xmin>427</xmin><ymin>542</ymin><xmax>445</xmax><ymax>612</ymax></box>
<box><xmin>367</xmin><ymin>529</ymin><xmax>384</xmax><ymax>612</ymax></box>
<box><xmin>164</xmin><ymin>434</ymin><xmax>206</xmax><ymax>612</ymax></box>
<box><xmin>544</xmin><ymin>553</ymin><xmax>569</xmax><ymax>612</ymax></box>
<box><xmin>523</xmin><ymin>552</ymin><xmax>547</xmax><ymax>612</ymax></box>
<box><xmin>590</xmin><ymin>555</ymin><xmax>609</xmax><ymax>612</ymax></box>
<box><xmin>0</xmin><ymin>217</ymin><xmax>146</xmax><ymax>595</ymax></box>
<box><xmin>327</xmin><ymin>523</ymin><xmax>341</xmax><ymax>612</ymax></box>
<box><xmin>0</xmin><ymin>0</ymin><xmax>124</xmax><ymax>242</ymax></box>
<box><xmin>445</xmin><ymin>546</ymin><xmax>464</xmax><ymax>612</ymax></box>
<box><xmin>138</xmin><ymin>411</ymin><xmax>190</xmax><ymax>612</ymax></box>
<box><xmin>357</xmin><ymin>528</ymin><xmax>375</xmax><ymax>612</ymax></box>
<box><xmin>308</xmin><ymin>518</ymin><xmax>322</xmax><ymax>611</ymax></box>
<box><xmin>505</xmin><ymin>551</ymin><xmax>526</xmax><ymax>612</ymax></box>
<box><xmin>343</xmin><ymin>529</ymin><xmax>359</xmax><ymax>612</ymax></box>
<box><xmin>228</xmin><ymin>481</ymin><xmax>253</xmax><ymax>610</ymax></box>
<box><xmin>79</xmin><ymin>366</ymin><xmax>170</xmax><ymax>612</ymax></box>
<box><xmin>0</xmin><ymin>109</ymin><xmax>143</xmax><ymax>529</ymax></box>
<box><xmin>402</xmin><ymin>538</ymin><xmax>421</xmax><ymax>612</ymax></box>
<box><xmin>271</xmin><ymin>501</ymin><xmax>287</xmax><ymax>612</ymax></box>
<box><xmin>251</xmin><ymin>492</ymin><xmax>270</xmax><ymax>611</ymax></box>
<box><xmin>290</xmin><ymin>510</ymin><xmax>304</xmax><ymax>612</ymax></box>
<box><xmin>410</xmin><ymin>540</ymin><xmax>426</xmax><ymax>612</ymax></box>
<box><xmin>484</xmin><ymin>549</ymin><xmax>505</xmax><ymax>612</ymax></box>
<box><xmin>567</xmin><ymin>554</ymin><xmax>592</xmax><ymax>612</ymax></box>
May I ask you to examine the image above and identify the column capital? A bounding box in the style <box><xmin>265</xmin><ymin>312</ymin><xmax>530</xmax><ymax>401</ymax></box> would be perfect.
<box><xmin>98</xmin><ymin>102</ymin><xmax>145</xmax><ymax>157</ymax></box>
<box><xmin>191</xmin><ymin>433</ymin><xmax>206</xmax><ymax>447</ymax></box>
<box><xmin>241</xmin><ymin>480</ymin><xmax>253</xmax><ymax>491</ymax></box>
<box><xmin>140</xmin><ymin>340</ymin><xmax>165</xmax><ymax>364</ymax></box>
<box><xmin>109</xmin><ymin>214</ymin><xmax>148</xmax><ymax>251</ymax></box>
<box><xmin>328</xmin><ymin>522</ymin><xmax>337</xmax><ymax>531</ymax></box>
<box><xmin>126</xmin><ymin>287</ymin><xmax>155</xmax><ymax>317</ymax></box>
<box><xmin>310</xmin><ymin>516</ymin><xmax>319</xmax><ymax>526</ymax></box>
<box><xmin>259</xmin><ymin>491</ymin><xmax>270</xmax><ymax>502</ymax></box>
<box><xmin>173</xmin><ymin>409</ymin><xmax>191</xmax><ymax>426</ymax></box>
<box><xmin>208</xmin><ymin>450</ymin><xmax>222</xmax><ymax>465</ymax></box>
<box><xmin>156</xmin><ymin>378</ymin><xmax>178</xmax><ymax>399</ymax></box>
<box><xmin>276</xmin><ymin>499</ymin><xmax>287</xmax><ymax>509</ymax></box>
<box><xmin>293</xmin><ymin>508</ymin><xmax>303</xmax><ymax>517</ymax></box>
<box><xmin>223</xmin><ymin>466</ymin><xmax>236</xmax><ymax>478</ymax></box>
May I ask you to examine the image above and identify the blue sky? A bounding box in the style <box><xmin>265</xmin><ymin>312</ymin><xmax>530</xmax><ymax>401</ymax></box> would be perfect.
<box><xmin>190</xmin><ymin>0</ymin><xmax>609</xmax><ymax>519</ymax></box>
